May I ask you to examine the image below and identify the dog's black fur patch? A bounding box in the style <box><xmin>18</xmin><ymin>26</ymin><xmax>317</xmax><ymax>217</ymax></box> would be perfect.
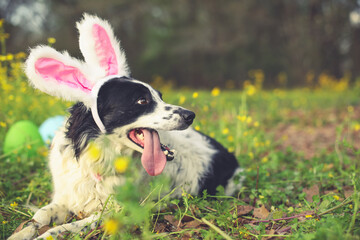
<box><xmin>66</xmin><ymin>103</ymin><xmax>99</xmax><ymax>159</ymax></box>
<box><xmin>97</xmin><ymin>78</ymin><xmax>157</xmax><ymax>132</ymax></box>
<box><xmin>197</xmin><ymin>133</ymin><xmax>239</xmax><ymax>195</ymax></box>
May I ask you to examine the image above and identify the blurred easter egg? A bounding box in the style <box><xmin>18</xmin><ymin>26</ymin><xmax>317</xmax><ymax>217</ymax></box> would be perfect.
<box><xmin>39</xmin><ymin>115</ymin><xmax>65</xmax><ymax>145</ymax></box>
<box><xmin>3</xmin><ymin>120</ymin><xmax>45</xmax><ymax>156</ymax></box>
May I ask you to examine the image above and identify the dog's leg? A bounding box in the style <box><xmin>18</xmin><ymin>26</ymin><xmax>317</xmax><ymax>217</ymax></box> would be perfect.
<box><xmin>7</xmin><ymin>223</ymin><xmax>39</xmax><ymax>240</ymax></box>
<box><xmin>8</xmin><ymin>202</ymin><xmax>70</xmax><ymax>240</ymax></box>
<box><xmin>34</xmin><ymin>214</ymin><xmax>100</xmax><ymax>240</ymax></box>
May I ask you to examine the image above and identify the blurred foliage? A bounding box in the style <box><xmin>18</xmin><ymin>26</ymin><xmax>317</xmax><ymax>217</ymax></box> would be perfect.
<box><xmin>1</xmin><ymin>0</ymin><xmax>360</xmax><ymax>88</ymax></box>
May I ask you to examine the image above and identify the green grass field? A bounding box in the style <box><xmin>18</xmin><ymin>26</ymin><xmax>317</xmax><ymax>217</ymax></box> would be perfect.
<box><xmin>1</xmin><ymin>50</ymin><xmax>360</xmax><ymax>239</ymax></box>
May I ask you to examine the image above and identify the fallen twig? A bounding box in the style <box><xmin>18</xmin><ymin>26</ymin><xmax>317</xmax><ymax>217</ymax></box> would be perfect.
<box><xmin>250</xmin><ymin>213</ymin><xmax>312</xmax><ymax>224</ymax></box>
<box><xmin>318</xmin><ymin>198</ymin><xmax>353</xmax><ymax>217</ymax></box>
<box><xmin>201</xmin><ymin>218</ymin><xmax>232</xmax><ymax>240</ymax></box>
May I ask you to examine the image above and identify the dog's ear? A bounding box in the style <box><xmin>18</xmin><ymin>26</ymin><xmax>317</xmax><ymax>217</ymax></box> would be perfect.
<box><xmin>25</xmin><ymin>46</ymin><xmax>95</xmax><ymax>107</ymax></box>
<box><xmin>77</xmin><ymin>13</ymin><xmax>130</xmax><ymax>79</ymax></box>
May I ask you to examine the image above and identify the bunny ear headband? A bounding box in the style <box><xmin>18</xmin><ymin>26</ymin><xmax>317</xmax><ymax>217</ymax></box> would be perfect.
<box><xmin>25</xmin><ymin>14</ymin><xmax>130</xmax><ymax>133</ymax></box>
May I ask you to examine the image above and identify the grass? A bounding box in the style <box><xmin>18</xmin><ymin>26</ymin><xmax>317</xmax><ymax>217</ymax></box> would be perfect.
<box><xmin>0</xmin><ymin>36</ymin><xmax>360</xmax><ymax>240</ymax></box>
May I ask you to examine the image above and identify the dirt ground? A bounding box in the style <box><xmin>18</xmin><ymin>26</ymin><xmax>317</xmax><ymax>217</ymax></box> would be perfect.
<box><xmin>271</xmin><ymin>106</ymin><xmax>360</xmax><ymax>159</ymax></box>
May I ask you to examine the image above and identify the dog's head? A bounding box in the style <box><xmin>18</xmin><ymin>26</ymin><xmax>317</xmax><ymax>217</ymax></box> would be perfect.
<box><xmin>25</xmin><ymin>14</ymin><xmax>195</xmax><ymax>176</ymax></box>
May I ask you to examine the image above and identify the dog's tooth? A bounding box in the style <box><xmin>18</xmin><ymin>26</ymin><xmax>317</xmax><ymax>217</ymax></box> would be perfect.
<box><xmin>163</xmin><ymin>150</ymin><xmax>168</xmax><ymax>155</ymax></box>
<box><xmin>136</xmin><ymin>132</ymin><xmax>144</xmax><ymax>140</ymax></box>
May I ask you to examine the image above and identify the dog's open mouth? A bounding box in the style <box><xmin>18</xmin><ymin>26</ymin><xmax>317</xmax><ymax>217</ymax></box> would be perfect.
<box><xmin>128</xmin><ymin>128</ymin><xmax>174</xmax><ymax>176</ymax></box>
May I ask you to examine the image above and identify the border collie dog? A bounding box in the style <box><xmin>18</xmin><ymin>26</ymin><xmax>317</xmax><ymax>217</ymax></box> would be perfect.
<box><xmin>9</xmin><ymin>14</ymin><xmax>242</xmax><ymax>239</ymax></box>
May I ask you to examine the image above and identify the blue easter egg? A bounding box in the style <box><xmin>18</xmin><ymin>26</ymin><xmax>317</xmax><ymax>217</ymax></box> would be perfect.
<box><xmin>39</xmin><ymin>115</ymin><xmax>66</xmax><ymax>145</ymax></box>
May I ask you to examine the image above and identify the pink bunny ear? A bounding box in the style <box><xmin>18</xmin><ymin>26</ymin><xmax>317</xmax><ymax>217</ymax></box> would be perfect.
<box><xmin>77</xmin><ymin>14</ymin><xmax>130</xmax><ymax>79</ymax></box>
<box><xmin>35</xmin><ymin>58</ymin><xmax>92</xmax><ymax>92</ymax></box>
<box><xmin>25</xmin><ymin>46</ymin><xmax>95</xmax><ymax>106</ymax></box>
<box><xmin>92</xmin><ymin>23</ymin><xmax>118</xmax><ymax>76</ymax></box>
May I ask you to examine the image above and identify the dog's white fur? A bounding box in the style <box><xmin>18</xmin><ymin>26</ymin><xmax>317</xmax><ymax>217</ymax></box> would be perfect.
<box><xmin>9</xmin><ymin>14</ymin><xmax>242</xmax><ymax>239</ymax></box>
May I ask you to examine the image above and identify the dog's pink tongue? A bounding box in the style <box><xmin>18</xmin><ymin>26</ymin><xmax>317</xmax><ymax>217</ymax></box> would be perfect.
<box><xmin>141</xmin><ymin>129</ymin><xmax>167</xmax><ymax>176</ymax></box>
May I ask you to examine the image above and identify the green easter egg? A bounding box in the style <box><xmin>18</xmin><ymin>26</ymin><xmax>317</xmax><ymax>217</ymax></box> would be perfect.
<box><xmin>3</xmin><ymin>120</ymin><xmax>45</xmax><ymax>156</ymax></box>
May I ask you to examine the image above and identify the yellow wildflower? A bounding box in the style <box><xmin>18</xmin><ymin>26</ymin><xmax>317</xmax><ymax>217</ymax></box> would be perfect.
<box><xmin>333</xmin><ymin>195</ymin><xmax>340</xmax><ymax>201</ymax></box>
<box><xmin>47</xmin><ymin>37</ymin><xmax>56</xmax><ymax>44</ymax></box>
<box><xmin>195</xmin><ymin>125</ymin><xmax>200</xmax><ymax>131</ymax></box>
<box><xmin>248</xmin><ymin>152</ymin><xmax>254</xmax><ymax>159</ymax></box>
<box><xmin>305</xmin><ymin>215</ymin><xmax>313</xmax><ymax>218</ymax></box>
<box><xmin>46</xmin><ymin>236</ymin><xmax>54</xmax><ymax>240</ymax></box>
<box><xmin>246</xmin><ymin>116</ymin><xmax>252</xmax><ymax>124</ymax></box>
<box><xmin>2</xmin><ymin>220</ymin><xmax>8</xmax><ymax>224</ymax></box>
<box><xmin>10</xmin><ymin>202</ymin><xmax>18</xmax><ymax>208</ymax></box>
<box><xmin>15</xmin><ymin>52</ymin><xmax>26</xmax><ymax>59</ymax></box>
<box><xmin>211</xmin><ymin>87</ymin><xmax>220</xmax><ymax>97</ymax></box>
<box><xmin>104</xmin><ymin>219</ymin><xmax>119</xmax><ymax>235</ymax></box>
<box><xmin>6</xmin><ymin>54</ymin><xmax>13</xmax><ymax>61</ymax></box>
<box><xmin>203</xmin><ymin>105</ymin><xmax>209</xmax><ymax>112</ymax></box>
<box><xmin>261</xmin><ymin>157</ymin><xmax>268</xmax><ymax>163</ymax></box>
<box><xmin>228</xmin><ymin>147</ymin><xmax>235</xmax><ymax>152</ymax></box>
<box><xmin>349</xmin><ymin>204</ymin><xmax>353</xmax><ymax>209</ymax></box>
<box><xmin>179</xmin><ymin>96</ymin><xmax>186</xmax><ymax>105</ymax></box>
<box><xmin>192</xmin><ymin>92</ymin><xmax>199</xmax><ymax>99</ymax></box>
<box><xmin>0</xmin><ymin>121</ymin><xmax>6</xmax><ymax>128</ymax></box>
<box><xmin>253</xmin><ymin>121</ymin><xmax>259</xmax><ymax>127</ymax></box>
<box><xmin>209</xmin><ymin>132</ymin><xmax>215</xmax><ymax>138</ymax></box>
<box><xmin>227</xmin><ymin>135</ymin><xmax>234</xmax><ymax>142</ymax></box>
<box><xmin>222</xmin><ymin>128</ymin><xmax>229</xmax><ymax>135</ymax></box>
<box><xmin>246</xmin><ymin>84</ymin><xmax>256</xmax><ymax>96</ymax></box>
<box><xmin>114</xmin><ymin>156</ymin><xmax>130</xmax><ymax>173</ymax></box>
<box><xmin>237</xmin><ymin>115</ymin><xmax>246</xmax><ymax>122</ymax></box>
<box><xmin>354</xmin><ymin>123</ymin><xmax>360</xmax><ymax>132</ymax></box>
<box><xmin>259</xmin><ymin>195</ymin><xmax>265</xmax><ymax>199</ymax></box>
<box><xmin>0</xmin><ymin>19</ymin><xmax>3</xmax><ymax>28</ymax></box>
<box><xmin>328</xmin><ymin>173</ymin><xmax>334</xmax><ymax>178</ymax></box>
<box><xmin>87</xmin><ymin>142</ymin><xmax>102</xmax><ymax>162</ymax></box>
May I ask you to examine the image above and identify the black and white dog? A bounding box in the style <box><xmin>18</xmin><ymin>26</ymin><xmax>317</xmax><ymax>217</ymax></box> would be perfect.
<box><xmin>9</xmin><ymin>14</ymin><xmax>242</xmax><ymax>239</ymax></box>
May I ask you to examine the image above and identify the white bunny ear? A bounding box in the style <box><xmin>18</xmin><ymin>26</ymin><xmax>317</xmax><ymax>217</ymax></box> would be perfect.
<box><xmin>77</xmin><ymin>13</ymin><xmax>130</xmax><ymax>79</ymax></box>
<box><xmin>25</xmin><ymin>45</ymin><xmax>95</xmax><ymax>107</ymax></box>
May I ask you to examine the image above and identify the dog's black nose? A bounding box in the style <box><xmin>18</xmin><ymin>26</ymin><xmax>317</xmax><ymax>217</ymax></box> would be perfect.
<box><xmin>181</xmin><ymin>110</ymin><xmax>195</xmax><ymax>125</ymax></box>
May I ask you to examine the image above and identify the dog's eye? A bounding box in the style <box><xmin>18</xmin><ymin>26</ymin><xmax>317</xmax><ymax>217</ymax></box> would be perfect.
<box><xmin>136</xmin><ymin>97</ymin><xmax>149</xmax><ymax>105</ymax></box>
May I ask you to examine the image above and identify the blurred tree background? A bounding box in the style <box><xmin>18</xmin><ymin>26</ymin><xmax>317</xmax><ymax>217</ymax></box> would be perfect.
<box><xmin>1</xmin><ymin>0</ymin><xmax>360</xmax><ymax>88</ymax></box>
